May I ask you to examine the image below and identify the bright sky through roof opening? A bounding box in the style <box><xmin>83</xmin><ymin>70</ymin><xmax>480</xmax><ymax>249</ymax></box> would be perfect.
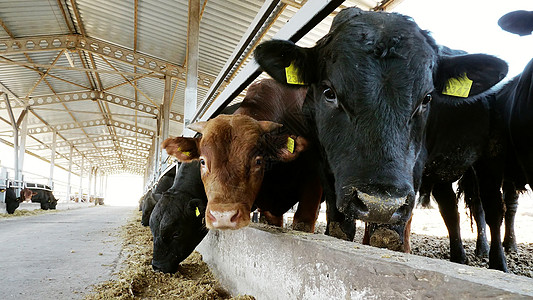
<box><xmin>394</xmin><ymin>0</ymin><xmax>533</xmax><ymax>81</ymax></box>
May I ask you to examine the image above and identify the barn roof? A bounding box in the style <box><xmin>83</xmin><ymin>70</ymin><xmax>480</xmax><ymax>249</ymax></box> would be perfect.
<box><xmin>0</xmin><ymin>0</ymin><xmax>402</xmax><ymax>180</ymax></box>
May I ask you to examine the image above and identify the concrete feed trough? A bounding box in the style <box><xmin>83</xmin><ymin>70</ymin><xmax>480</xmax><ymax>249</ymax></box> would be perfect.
<box><xmin>198</xmin><ymin>224</ymin><xmax>533</xmax><ymax>299</ymax></box>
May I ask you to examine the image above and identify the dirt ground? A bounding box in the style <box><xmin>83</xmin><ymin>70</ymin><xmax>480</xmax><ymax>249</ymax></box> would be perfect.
<box><xmin>85</xmin><ymin>212</ymin><xmax>255</xmax><ymax>300</ymax></box>
<box><xmin>314</xmin><ymin>192</ymin><xmax>533</xmax><ymax>278</ymax></box>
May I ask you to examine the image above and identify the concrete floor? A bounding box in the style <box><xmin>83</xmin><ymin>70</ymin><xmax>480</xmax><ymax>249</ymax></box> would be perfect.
<box><xmin>0</xmin><ymin>205</ymin><xmax>135</xmax><ymax>300</ymax></box>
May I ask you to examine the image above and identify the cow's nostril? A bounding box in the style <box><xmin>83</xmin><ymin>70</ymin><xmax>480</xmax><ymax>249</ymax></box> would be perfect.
<box><xmin>230</xmin><ymin>210</ymin><xmax>240</xmax><ymax>223</ymax></box>
<box><xmin>206</xmin><ymin>210</ymin><xmax>216</xmax><ymax>222</ymax></box>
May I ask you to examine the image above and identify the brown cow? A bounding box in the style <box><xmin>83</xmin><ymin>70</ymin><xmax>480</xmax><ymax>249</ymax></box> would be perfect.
<box><xmin>19</xmin><ymin>188</ymin><xmax>35</xmax><ymax>202</ymax></box>
<box><xmin>163</xmin><ymin>79</ymin><xmax>321</xmax><ymax>231</ymax></box>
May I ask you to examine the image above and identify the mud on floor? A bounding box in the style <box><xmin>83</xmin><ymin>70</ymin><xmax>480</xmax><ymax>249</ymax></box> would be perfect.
<box><xmin>85</xmin><ymin>212</ymin><xmax>255</xmax><ymax>300</ymax></box>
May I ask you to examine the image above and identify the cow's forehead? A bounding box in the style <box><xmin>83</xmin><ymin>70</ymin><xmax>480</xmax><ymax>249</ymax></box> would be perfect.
<box><xmin>321</xmin><ymin>9</ymin><xmax>437</xmax><ymax>59</ymax></box>
<box><xmin>200</xmin><ymin>115</ymin><xmax>263</xmax><ymax>159</ymax></box>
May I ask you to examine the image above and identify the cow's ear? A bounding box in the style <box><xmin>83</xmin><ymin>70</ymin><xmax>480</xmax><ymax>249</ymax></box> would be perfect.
<box><xmin>258</xmin><ymin>120</ymin><xmax>283</xmax><ymax>133</ymax></box>
<box><xmin>187</xmin><ymin>198</ymin><xmax>206</xmax><ymax>219</ymax></box>
<box><xmin>435</xmin><ymin>54</ymin><xmax>508</xmax><ymax>98</ymax></box>
<box><xmin>277</xmin><ymin>136</ymin><xmax>308</xmax><ymax>162</ymax></box>
<box><xmin>162</xmin><ymin>137</ymin><xmax>200</xmax><ymax>162</ymax></box>
<box><xmin>187</xmin><ymin>121</ymin><xmax>207</xmax><ymax>134</ymax></box>
<box><xmin>254</xmin><ymin>40</ymin><xmax>316</xmax><ymax>86</ymax></box>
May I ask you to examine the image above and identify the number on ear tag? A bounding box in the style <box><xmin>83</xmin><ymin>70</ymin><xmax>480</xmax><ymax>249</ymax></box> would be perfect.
<box><xmin>442</xmin><ymin>73</ymin><xmax>473</xmax><ymax>98</ymax></box>
<box><xmin>285</xmin><ymin>62</ymin><xmax>305</xmax><ymax>85</ymax></box>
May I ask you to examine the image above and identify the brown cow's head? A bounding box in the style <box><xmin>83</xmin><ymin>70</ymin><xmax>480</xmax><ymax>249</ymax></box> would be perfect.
<box><xmin>162</xmin><ymin>114</ymin><xmax>308</xmax><ymax>230</ymax></box>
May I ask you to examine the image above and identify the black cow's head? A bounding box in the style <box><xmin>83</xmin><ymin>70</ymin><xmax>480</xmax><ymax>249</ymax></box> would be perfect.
<box><xmin>150</xmin><ymin>162</ymin><xmax>208</xmax><ymax>274</ymax></box>
<box><xmin>141</xmin><ymin>190</ymin><xmax>161</xmax><ymax>226</ymax></box>
<box><xmin>255</xmin><ymin>7</ymin><xmax>507</xmax><ymax>225</ymax></box>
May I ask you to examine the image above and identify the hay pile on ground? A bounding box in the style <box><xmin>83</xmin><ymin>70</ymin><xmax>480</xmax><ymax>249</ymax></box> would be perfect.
<box><xmin>0</xmin><ymin>209</ymin><xmax>54</xmax><ymax>218</ymax></box>
<box><xmin>85</xmin><ymin>212</ymin><xmax>255</xmax><ymax>300</ymax></box>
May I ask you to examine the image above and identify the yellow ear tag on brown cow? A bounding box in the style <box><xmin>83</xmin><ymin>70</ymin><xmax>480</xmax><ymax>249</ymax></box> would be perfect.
<box><xmin>442</xmin><ymin>73</ymin><xmax>473</xmax><ymax>98</ymax></box>
<box><xmin>287</xmin><ymin>137</ymin><xmax>295</xmax><ymax>154</ymax></box>
<box><xmin>285</xmin><ymin>62</ymin><xmax>305</xmax><ymax>85</ymax></box>
<box><xmin>177</xmin><ymin>147</ymin><xmax>191</xmax><ymax>157</ymax></box>
<box><xmin>195</xmin><ymin>206</ymin><xmax>200</xmax><ymax>217</ymax></box>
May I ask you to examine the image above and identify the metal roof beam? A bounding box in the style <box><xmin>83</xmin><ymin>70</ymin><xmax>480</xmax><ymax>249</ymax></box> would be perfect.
<box><xmin>12</xmin><ymin>91</ymin><xmax>184</xmax><ymax>123</ymax></box>
<box><xmin>194</xmin><ymin>0</ymin><xmax>282</xmax><ymax>125</ymax></box>
<box><xmin>195</xmin><ymin>0</ymin><xmax>345</xmax><ymax>125</ymax></box>
<box><xmin>0</xmin><ymin>34</ymin><xmax>218</xmax><ymax>87</ymax></box>
<box><xmin>26</xmin><ymin>118</ymin><xmax>156</xmax><ymax>137</ymax></box>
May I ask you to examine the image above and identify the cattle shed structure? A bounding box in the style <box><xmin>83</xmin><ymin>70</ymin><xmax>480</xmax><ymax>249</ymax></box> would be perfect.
<box><xmin>0</xmin><ymin>0</ymin><xmax>401</xmax><ymax>200</ymax></box>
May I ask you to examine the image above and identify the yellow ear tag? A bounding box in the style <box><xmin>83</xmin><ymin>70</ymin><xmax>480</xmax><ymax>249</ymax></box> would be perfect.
<box><xmin>195</xmin><ymin>206</ymin><xmax>200</xmax><ymax>217</ymax></box>
<box><xmin>287</xmin><ymin>137</ymin><xmax>295</xmax><ymax>154</ymax></box>
<box><xmin>177</xmin><ymin>147</ymin><xmax>191</xmax><ymax>157</ymax></box>
<box><xmin>285</xmin><ymin>61</ymin><xmax>305</xmax><ymax>85</ymax></box>
<box><xmin>442</xmin><ymin>73</ymin><xmax>473</xmax><ymax>98</ymax></box>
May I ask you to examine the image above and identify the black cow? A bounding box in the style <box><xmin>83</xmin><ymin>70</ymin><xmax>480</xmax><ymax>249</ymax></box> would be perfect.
<box><xmin>150</xmin><ymin>161</ymin><xmax>208</xmax><ymax>273</ymax></box>
<box><xmin>30</xmin><ymin>189</ymin><xmax>58</xmax><ymax>210</ymax></box>
<box><xmin>3</xmin><ymin>187</ymin><xmax>19</xmax><ymax>214</ymax></box>
<box><xmin>254</xmin><ymin>7</ymin><xmax>507</xmax><ymax>250</ymax></box>
<box><xmin>468</xmin><ymin>56</ymin><xmax>533</xmax><ymax>271</ymax></box>
<box><xmin>498</xmin><ymin>10</ymin><xmax>533</xmax><ymax>36</ymax></box>
<box><xmin>141</xmin><ymin>165</ymin><xmax>176</xmax><ymax>226</ymax></box>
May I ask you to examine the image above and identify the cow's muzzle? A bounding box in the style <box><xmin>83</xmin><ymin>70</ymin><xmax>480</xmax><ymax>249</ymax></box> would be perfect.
<box><xmin>340</xmin><ymin>191</ymin><xmax>413</xmax><ymax>224</ymax></box>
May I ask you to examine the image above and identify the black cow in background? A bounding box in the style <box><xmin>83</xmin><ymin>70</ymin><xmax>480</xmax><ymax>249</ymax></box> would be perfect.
<box><xmin>3</xmin><ymin>187</ymin><xmax>20</xmax><ymax>214</ymax></box>
<box><xmin>141</xmin><ymin>165</ymin><xmax>176</xmax><ymax>226</ymax></box>
<box><xmin>415</xmin><ymin>43</ymin><xmax>508</xmax><ymax>265</ymax></box>
<box><xmin>254</xmin><ymin>6</ymin><xmax>507</xmax><ymax>251</ymax></box>
<box><xmin>468</xmin><ymin>56</ymin><xmax>533</xmax><ymax>272</ymax></box>
<box><xmin>150</xmin><ymin>161</ymin><xmax>208</xmax><ymax>273</ymax></box>
<box><xmin>30</xmin><ymin>189</ymin><xmax>58</xmax><ymax>210</ymax></box>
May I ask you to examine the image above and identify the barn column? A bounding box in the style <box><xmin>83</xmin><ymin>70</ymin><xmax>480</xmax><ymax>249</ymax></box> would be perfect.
<box><xmin>66</xmin><ymin>145</ymin><xmax>73</xmax><ymax>202</ymax></box>
<box><xmin>161</xmin><ymin>75</ymin><xmax>171</xmax><ymax>141</ymax></box>
<box><xmin>93</xmin><ymin>167</ymin><xmax>98</xmax><ymax>198</ymax></box>
<box><xmin>183</xmin><ymin>0</ymin><xmax>200</xmax><ymax>136</ymax></box>
<box><xmin>160</xmin><ymin>75</ymin><xmax>171</xmax><ymax>170</ymax></box>
<box><xmin>79</xmin><ymin>157</ymin><xmax>84</xmax><ymax>203</ymax></box>
<box><xmin>4</xmin><ymin>93</ymin><xmax>20</xmax><ymax>193</ymax></box>
<box><xmin>17</xmin><ymin>108</ymin><xmax>28</xmax><ymax>183</ymax></box>
<box><xmin>48</xmin><ymin>130</ymin><xmax>57</xmax><ymax>188</ymax></box>
<box><xmin>88</xmin><ymin>166</ymin><xmax>93</xmax><ymax>200</ymax></box>
<box><xmin>154</xmin><ymin>117</ymin><xmax>161</xmax><ymax>180</ymax></box>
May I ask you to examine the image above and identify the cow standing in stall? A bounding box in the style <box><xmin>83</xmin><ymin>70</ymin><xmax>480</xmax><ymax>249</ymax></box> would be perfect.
<box><xmin>163</xmin><ymin>79</ymin><xmax>324</xmax><ymax>233</ymax></box>
<box><xmin>30</xmin><ymin>189</ymin><xmax>58</xmax><ymax>210</ymax></box>
<box><xmin>254</xmin><ymin>7</ymin><xmax>508</xmax><ymax>252</ymax></box>
<box><xmin>2</xmin><ymin>187</ymin><xmax>19</xmax><ymax>214</ymax></box>
<box><xmin>422</xmin><ymin>11</ymin><xmax>533</xmax><ymax>272</ymax></box>
<box><xmin>141</xmin><ymin>165</ymin><xmax>176</xmax><ymax>226</ymax></box>
<box><xmin>462</xmin><ymin>56</ymin><xmax>533</xmax><ymax>272</ymax></box>
<box><xmin>150</xmin><ymin>161</ymin><xmax>208</xmax><ymax>273</ymax></box>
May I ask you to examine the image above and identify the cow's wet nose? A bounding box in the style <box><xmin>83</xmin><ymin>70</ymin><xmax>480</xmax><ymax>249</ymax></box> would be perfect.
<box><xmin>207</xmin><ymin>209</ymin><xmax>240</xmax><ymax>229</ymax></box>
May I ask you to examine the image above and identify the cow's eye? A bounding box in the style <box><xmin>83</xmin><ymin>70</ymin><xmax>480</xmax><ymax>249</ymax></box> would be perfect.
<box><xmin>172</xmin><ymin>232</ymin><xmax>182</xmax><ymax>239</ymax></box>
<box><xmin>199</xmin><ymin>158</ymin><xmax>206</xmax><ymax>166</ymax></box>
<box><xmin>256</xmin><ymin>158</ymin><xmax>262</xmax><ymax>165</ymax></box>
<box><xmin>323</xmin><ymin>87</ymin><xmax>337</xmax><ymax>103</ymax></box>
<box><xmin>422</xmin><ymin>93</ymin><xmax>433</xmax><ymax>105</ymax></box>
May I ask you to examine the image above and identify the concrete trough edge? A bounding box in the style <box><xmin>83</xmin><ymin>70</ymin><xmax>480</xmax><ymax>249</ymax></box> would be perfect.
<box><xmin>197</xmin><ymin>224</ymin><xmax>533</xmax><ymax>299</ymax></box>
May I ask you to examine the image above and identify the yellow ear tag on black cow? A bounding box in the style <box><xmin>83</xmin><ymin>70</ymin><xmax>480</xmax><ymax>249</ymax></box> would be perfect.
<box><xmin>285</xmin><ymin>62</ymin><xmax>305</xmax><ymax>85</ymax></box>
<box><xmin>442</xmin><ymin>73</ymin><xmax>473</xmax><ymax>98</ymax></box>
<box><xmin>195</xmin><ymin>206</ymin><xmax>200</xmax><ymax>217</ymax></box>
<box><xmin>287</xmin><ymin>137</ymin><xmax>295</xmax><ymax>154</ymax></box>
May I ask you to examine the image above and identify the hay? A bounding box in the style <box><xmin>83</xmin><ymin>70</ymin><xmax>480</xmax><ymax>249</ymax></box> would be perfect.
<box><xmin>0</xmin><ymin>209</ymin><xmax>54</xmax><ymax>218</ymax></box>
<box><xmin>85</xmin><ymin>212</ymin><xmax>255</xmax><ymax>300</ymax></box>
